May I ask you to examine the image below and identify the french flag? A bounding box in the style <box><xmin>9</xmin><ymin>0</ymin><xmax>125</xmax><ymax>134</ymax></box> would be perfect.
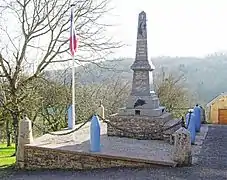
<box><xmin>70</xmin><ymin>7</ymin><xmax>78</xmax><ymax>56</ymax></box>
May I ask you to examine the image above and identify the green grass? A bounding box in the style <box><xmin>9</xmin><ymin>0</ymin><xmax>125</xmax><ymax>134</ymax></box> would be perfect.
<box><xmin>0</xmin><ymin>144</ymin><xmax>16</xmax><ymax>169</ymax></box>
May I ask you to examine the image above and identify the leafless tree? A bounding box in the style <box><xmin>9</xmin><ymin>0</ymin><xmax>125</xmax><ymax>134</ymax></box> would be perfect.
<box><xmin>0</xmin><ymin>0</ymin><xmax>122</xmax><ymax>153</ymax></box>
<box><xmin>154</xmin><ymin>70</ymin><xmax>190</xmax><ymax>117</ymax></box>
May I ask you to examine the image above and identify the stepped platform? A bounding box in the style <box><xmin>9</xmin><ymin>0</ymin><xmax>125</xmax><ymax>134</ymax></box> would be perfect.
<box><xmin>23</xmin><ymin>122</ymin><xmax>208</xmax><ymax>170</ymax></box>
<box><xmin>24</xmin><ymin>122</ymin><xmax>178</xmax><ymax>170</ymax></box>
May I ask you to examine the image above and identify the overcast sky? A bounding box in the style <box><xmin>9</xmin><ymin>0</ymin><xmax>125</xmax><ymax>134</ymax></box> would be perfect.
<box><xmin>2</xmin><ymin>0</ymin><xmax>227</xmax><ymax>71</ymax></box>
<box><xmin>106</xmin><ymin>0</ymin><xmax>227</xmax><ymax>58</ymax></box>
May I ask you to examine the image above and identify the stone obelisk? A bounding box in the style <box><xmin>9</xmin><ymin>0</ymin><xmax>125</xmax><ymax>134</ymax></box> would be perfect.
<box><xmin>107</xmin><ymin>11</ymin><xmax>181</xmax><ymax>141</ymax></box>
<box><xmin>121</xmin><ymin>11</ymin><xmax>164</xmax><ymax>117</ymax></box>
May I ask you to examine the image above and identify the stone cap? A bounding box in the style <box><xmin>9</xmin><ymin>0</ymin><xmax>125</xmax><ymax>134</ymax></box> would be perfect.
<box><xmin>131</xmin><ymin>60</ymin><xmax>154</xmax><ymax>71</ymax></box>
<box><xmin>173</xmin><ymin>127</ymin><xmax>190</xmax><ymax>135</ymax></box>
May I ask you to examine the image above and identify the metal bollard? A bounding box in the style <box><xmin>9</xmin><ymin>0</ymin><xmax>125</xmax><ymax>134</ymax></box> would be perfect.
<box><xmin>194</xmin><ymin>104</ymin><xmax>201</xmax><ymax>132</ymax></box>
<box><xmin>90</xmin><ymin>115</ymin><xmax>101</xmax><ymax>152</ymax></box>
<box><xmin>186</xmin><ymin>109</ymin><xmax>196</xmax><ymax>145</ymax></box>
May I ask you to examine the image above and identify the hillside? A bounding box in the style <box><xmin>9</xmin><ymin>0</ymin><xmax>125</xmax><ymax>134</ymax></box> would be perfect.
<box><xmin>44</xmin><ymin>53</ymin><xmax>227</xmax><ymax>104</ymax></box>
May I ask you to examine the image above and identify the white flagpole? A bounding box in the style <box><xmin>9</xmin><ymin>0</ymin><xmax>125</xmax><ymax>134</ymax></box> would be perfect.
<box><xmin>71</xmin><ymin>4</ymin><xmax>76</xmax><ymax>129</ymax></box>
<box><xmin>71</xmin><ymin>54</ymin><xmax>76</xmax><ymax>129</ymax></box>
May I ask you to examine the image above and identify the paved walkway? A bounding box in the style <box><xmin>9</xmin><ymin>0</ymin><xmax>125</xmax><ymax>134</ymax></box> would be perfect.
<box><xmin>4</xmin><ymin>125</ymin><xmax>227</xmax><ymax>180</ymax></box>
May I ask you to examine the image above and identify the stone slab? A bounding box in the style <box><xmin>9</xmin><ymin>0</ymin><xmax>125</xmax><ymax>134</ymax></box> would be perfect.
<box><xmin>25</xmin><ymin>122</ymin><xmax>177</xmax><ymax>169</ymax></box>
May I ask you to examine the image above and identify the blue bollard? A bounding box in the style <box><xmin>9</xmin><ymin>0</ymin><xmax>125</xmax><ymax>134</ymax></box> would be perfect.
<box><xmin>186</xmin><ymin>110</ymin><xmax>196</xmax><ymax>144</ymax></box>
<box><xmin>90</xmin><ymin>115</ymin><xmax>101</xmax><ymax>152</ymax></box>
<box><xmin>67</xmin><ymin>104</ymin><xmax>73</xmax><ymax>129</ymax></box>
<box><xmin>194</xmin><ymin>104</ymin><xmax>201</xmax><ymax>132</ymax></box>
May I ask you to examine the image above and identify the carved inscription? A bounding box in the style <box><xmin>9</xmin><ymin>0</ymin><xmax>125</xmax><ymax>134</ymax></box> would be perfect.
<box><xmin>136</xmin><ymin>41</ymin><xmax>147</xmax><ymax>59</ymax></box>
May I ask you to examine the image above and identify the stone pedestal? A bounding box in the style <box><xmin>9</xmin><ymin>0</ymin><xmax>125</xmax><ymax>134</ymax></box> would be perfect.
<box><xmin>107</xmin><ymin>113</ymin><xmax>181</xmax><ymax>140</ymax></box>
<box><xmin>172</xmin><ymin>127</ymin><xmax>192</xmax><ymax>166</ymax></box>
<box><xmin>16</xmin><ymin>116</ymin><xmax>33</xmax><ymax>169</ymax></box>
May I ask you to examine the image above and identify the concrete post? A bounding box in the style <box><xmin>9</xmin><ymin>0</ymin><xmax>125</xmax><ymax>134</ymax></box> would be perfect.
<box><xmin>16</xmin><ymin>116</ymin><xmax>33</xmax><ymax>168</ymax></box>
<box><xmin>172</xmin><ymin>127</ymin><xmax>192</xmax><ymax>166</ymax></box>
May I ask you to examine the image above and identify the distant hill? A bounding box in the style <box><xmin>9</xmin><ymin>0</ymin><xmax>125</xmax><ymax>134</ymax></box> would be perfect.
<box><xmin>44</xmin><ymin>53</ymin><xmax>227</xmax><ymax>104</ymax></box>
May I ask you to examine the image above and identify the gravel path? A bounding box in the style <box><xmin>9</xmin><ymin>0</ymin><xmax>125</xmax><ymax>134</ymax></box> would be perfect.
<box><xmin>4</xmin><ymin>125</ymin><xmax>227</xmax><ymax>180</ymax></box>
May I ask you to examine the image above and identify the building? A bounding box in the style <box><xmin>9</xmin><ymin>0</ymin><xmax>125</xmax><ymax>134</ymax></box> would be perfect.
<box><xmin>206</xmin><ymin>92</ymin><xmax>227</xmax><ymax>124</ymax></box>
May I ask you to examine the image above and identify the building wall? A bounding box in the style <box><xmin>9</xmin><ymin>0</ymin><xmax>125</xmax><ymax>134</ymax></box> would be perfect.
<box><xmin>209</xmin><ymin>95</ymin><xmax>227</xmax><ymax>123</ymax></box>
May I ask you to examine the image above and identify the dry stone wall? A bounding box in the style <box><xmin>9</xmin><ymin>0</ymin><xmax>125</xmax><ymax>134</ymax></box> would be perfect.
<box><xmin>24</xmin><ymin>145</ymin><xmax>162</xmax><ymax>170</ymax></box>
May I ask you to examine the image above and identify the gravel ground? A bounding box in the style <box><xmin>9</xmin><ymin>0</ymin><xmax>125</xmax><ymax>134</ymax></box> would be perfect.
<box><xmin>3</xmin><ymin>125</ymin><xmax>227</xmax><ymax>180</ymax></box>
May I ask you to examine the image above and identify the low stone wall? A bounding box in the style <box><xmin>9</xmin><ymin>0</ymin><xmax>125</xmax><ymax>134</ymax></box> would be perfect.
<box><xmin>107</xmin><ymin>113</ymin><xmax>177</xmax><ymax>140</ymax></box>
<box><xmin>24</xmin><ymin>145</ymin><xmax>163</xmax><ymax>170</ymax></box>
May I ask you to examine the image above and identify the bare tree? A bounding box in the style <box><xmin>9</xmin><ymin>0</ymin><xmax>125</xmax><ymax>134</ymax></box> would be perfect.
<box><xmin>36</xmin><ymin>78</ymin><xmax>70</xmax><ymax>132</ymax></box>
<box><xmin>31</xmin><ymin>74</ymin><xmax>130</xmax><ymax>133</ymax></box>
<box><xmin>0</xmin><ymin>0</ymin><xmax>121</xmax><ymax>153</ymax></box>
<box><xmin>98</xmin><ymin>77</ymin><xmax>130</xmax><ymax>115</ymax></box>
<box><xmin>154</xmin><ymin>70</ymin><xmax>190</xmax><ymax>117</ymax></box>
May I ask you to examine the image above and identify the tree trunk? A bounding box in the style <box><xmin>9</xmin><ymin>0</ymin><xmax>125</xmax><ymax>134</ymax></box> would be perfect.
<box><xmin>11</xmin><ymin>111</ymin><xmax>19</xmax><ymax>156</ymax></box>
<box><xmin>6</xmin><ymin>118</ymin><xmax>11</xmax><ymax>147</ymax></box>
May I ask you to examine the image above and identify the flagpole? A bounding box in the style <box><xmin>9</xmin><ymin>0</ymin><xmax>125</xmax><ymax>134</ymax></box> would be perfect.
<box><xmin>71</xmin><ymin>53</ymin><xmax>76</xmax><ymax>129</ymax></box>
<box><xmin>71</xmin><ymin>4</ymin><xmax>76</xmax><ymax>129</ymax></box>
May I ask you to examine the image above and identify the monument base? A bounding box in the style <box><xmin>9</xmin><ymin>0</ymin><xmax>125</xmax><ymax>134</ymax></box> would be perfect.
<box><xmin>126</xmin><ymin>94</ymin><xmax>160</xmax><ymax>110</ymax></box>
<box><xmin>118</xmin><ymin>107</ymin><xmax>165</xmax><ymax>117</ymax></box>
<box><xmin>107</xmin><ymin>113</ymin><xmax>182</xmax><ymax>141</ymax></box>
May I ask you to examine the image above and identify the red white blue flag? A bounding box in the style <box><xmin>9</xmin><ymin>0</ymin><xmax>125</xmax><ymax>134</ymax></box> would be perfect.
<box><xmin>70</xmin><ymin>7</ymin><xmax>78</xmax><ymax>56</ymax></box>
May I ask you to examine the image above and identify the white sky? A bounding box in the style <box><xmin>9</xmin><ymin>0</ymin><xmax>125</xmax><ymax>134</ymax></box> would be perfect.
<box><xmin>106</xmin><ymin>0</ymin><xmax>227</xmax><ymax>58</ymax></box>
<box><xmin>2</xmin><ymin>0</ymin><xmax>227</xmax><ymax>71</ymax></box>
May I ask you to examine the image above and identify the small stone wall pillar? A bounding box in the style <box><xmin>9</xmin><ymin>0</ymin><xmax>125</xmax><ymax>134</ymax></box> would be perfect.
<box><xmin>96</xmin><ymin>100</ymin><xmax>105</xmax><ymax>120</ymax></box>
<box><xmin>16</xmin><ymin>116</ymin><xmax>33</xmax><ymax>168</ymax></box>
<box><xmin>172</xmin><ymin>127</ymin><xmax>192</xmax><ymax>166</ymax></box>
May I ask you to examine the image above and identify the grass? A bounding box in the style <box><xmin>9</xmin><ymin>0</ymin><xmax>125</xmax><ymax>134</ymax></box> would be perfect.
<box><xmin>0</xmin><ymin>143</ymin><xmax>16</xmax><ymax>178</ymax></box>
<box><xmin>0</xmin><ymin>143</ymin><xmax>16</xmax><ymax>169</ymax></box>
